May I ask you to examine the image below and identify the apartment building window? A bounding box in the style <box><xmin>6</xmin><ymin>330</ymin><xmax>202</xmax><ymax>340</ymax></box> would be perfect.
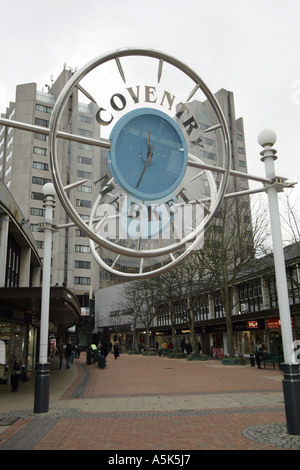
<box><xmin>32</xmin><ymin>176</ymin><xmax>51</xmax><ymax>185</ymax></box>
<box><xmin>76</xmin><ymin>199</ymin><xmax>92</xmax><ymax>208</ymax></box>
<box><xmin>78</xmin><ymin>128</ymin><xmax>93</xmax><ymax>137</ymax></box>
<box><xmin>74</xmin><ymin>276</ymin><xmax>90</xmax><ymax>285</ymax></box>
<box><xmin>200</xmin><ymin>149</ymin><xmax>217</xmax><ymax>161</ymax></box>
<box><xmin>33</xmin><ymin>161</ymin><xmax>49</xmax><ymax>171</ymax></box>
<box><xmin>78</xmin><ymin>143</ymin><xmax>92</xmax><ymax>151</ymax></box>
<box><xmin>35</xmin><ymin>117</ymin><xmax>49</xmax><ymax>127</ymax></box>
<box><xmin>5</xmin><ymin>166</ymin><xmax>11</xmax><ymax>177</ymax></box>
<box><xmin>6</xmin><ymin>151</ymin><xmax>12</xmax><ymax>162</ymax></box>
<box><xmin>36</xmin><ymin>104</ymin><xmax>53</xmax><ymax>114</ymax></box>
<box><xmin>77</xmin><ymin>170</ymin><xmax>92</xmax><ymax>179</ymax></box>
<box><xmin>34</xmin><ymin>132</ymin><xmax>47</xmax><ymax>141</ymax></box>
<box><xmin>203</xmin><ymin>137</ymin><xmax>216</xmax><ymax>147</ymax></box>
<box><xmin>75</xmin><ymin>260</ymin><xmax>91</xmax><ymax>269</ymax></box>
<box><xmin>75</xmin><ymin>229</ymin><xmax>88</xmax><ymax>237</ymax></box>
<box><xmin>34</xmin><ymin>146</ymin><xmax>47</xmax><ymax>156</ymax></box>
<box><xmin>75</xmin><ymin>245</ymin><xmax>91</xmax><ymax>253</ymax></box>
<box><xmin>77</xmin><ymin>185</ymin><xmax>92</xmax><ymax>193</ymax></box>
<box><xmin>77</xmin><ymin>156</ymin><xmax>92</xmax><ymax>165</ymax></box>
<box><xmin>6</xmin><ymin>136</ymin><xmax>13</xmax><ymax>148</ymax></box>
<box><xmin>31</xmin><ymin>207</ymin><xmax>45</xmax><ymax>217</ymax></box>
<box><xmin>31</xmin><ymin>191</ymin><xmax>44</xmax><ymax>200</ymax></box>
<box><xmin>78</xmin><ymin>115</ymin><xmax>93</xmax><ymax>124</ymax></box>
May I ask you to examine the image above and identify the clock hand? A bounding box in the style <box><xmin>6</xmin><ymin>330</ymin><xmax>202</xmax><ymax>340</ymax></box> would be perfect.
<box><xmin>136</xmin><ymin>142</ymin><xmax>154</xmax><ymax>188</ymax></box>
<box><xmin>147</xmin><ymin>130</ymin><xmax>151</xmax><ymax>153</ymax></box>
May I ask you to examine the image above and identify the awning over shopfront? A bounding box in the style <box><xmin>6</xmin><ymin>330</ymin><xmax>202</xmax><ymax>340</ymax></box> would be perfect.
<box><xmin>0</xmin><ymin>286</ymin><xmax>81</xmax><ymax>332</ymax></box>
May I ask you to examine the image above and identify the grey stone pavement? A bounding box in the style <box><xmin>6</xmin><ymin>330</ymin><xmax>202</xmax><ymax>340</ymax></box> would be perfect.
<box><xmin>0</xmin><ymin>352</ymin><xmax>299</xmax><ymax>452</ymax></box>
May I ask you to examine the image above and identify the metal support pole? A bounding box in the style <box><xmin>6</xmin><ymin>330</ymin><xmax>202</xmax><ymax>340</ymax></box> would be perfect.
<box><xmin>34</xmin><ymin>183</ymin><xmax>56</xmax><ymax>413</ymax></box>
<box><xmin>259</xmin><ymin>129</ymin><xmax>300</xmax><ymax>435</ymax></box>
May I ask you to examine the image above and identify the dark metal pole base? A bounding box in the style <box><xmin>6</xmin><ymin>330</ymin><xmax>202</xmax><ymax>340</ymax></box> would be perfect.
<box><xmin>34</xmin><ymin>363</ymin><xmax>50</xmax><ymax>413</ymax></box>
<box><xmin>282</xmin><ymin>363</ymin><xmax>300</xmax><ymax>435</ymax></box>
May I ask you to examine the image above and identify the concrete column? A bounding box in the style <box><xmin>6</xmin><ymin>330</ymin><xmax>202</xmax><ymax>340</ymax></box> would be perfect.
<box><xmin>0</xmin><ymin>215</ymin><xmax>9</xmax><ymax>287</ymax></box>
<box><xmin>19</xmin><ymin>246</ymin><xmax>31</xmax><ymax>286</ymax></box>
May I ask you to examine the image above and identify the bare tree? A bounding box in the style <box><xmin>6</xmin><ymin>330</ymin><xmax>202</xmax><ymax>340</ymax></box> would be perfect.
<box><xmin>176</xmin><ymin>254</ymin><xmax>214</xmax><ymax>356</ymax></box>
<box><xmin>137</xmin><ymin>278</ymin><xmax>162</xmax><ymax>350</ymax></box>
<box><xmin>195</xmin><ymin>195</ymin><xmax>270</xmax><ymax>357</ymax></box>
<box><xmin>155</xmin><ymin>270</ymin><xmax>182</xmax><ymax>352</ymax></box>
<box><xmin>120</xmin><ymin>281</ymin><xmax>144</xmax><ymax>350</ymax></box>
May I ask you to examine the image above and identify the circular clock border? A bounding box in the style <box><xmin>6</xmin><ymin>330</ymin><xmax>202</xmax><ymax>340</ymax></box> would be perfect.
<box><xmin>49</xmin><ymin>48</ymin><xmax>231</xmax><ymax>261</ymax></box>
<box><xmin>108</xmin><ymin>107</ymin><xmax>188</xmax><ymax>201</ymax></box>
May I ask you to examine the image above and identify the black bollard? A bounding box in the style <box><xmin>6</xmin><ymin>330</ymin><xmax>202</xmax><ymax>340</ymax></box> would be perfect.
<box><xmin>282</xmin><ymin>363</ymin><xmax>300</xmax><ymax>435</ymax></box>
<box><xmin>34</xmin><ymin>362</ymin><xmax>50</xmax><ymax>413</ymax></box>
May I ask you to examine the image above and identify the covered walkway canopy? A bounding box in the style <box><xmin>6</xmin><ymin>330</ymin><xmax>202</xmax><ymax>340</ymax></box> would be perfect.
<box><xmin>0</xmin><ymin>286</ymin><xmax>81</xmax><ymax>332</ymax></box>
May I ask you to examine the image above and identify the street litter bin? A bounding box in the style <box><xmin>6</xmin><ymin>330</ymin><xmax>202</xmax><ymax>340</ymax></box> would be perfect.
<box><xmin>98</xmin><ymin>356</ymin><xmax>106</xmax><ymax>369</ymax></box>
<box><xmin>250</xmin><ymin>354</ymin><xmax>255</xmax><ymax>367</ymax></box>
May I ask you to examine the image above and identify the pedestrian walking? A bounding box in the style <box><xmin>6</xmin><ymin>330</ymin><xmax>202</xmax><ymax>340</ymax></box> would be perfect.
<box><xmin>65</xmin><ymin>342</ymin><xmax>73</xmax><ymax>368</ymax></box>
<box><xmin>184</xmin><ymin>339</ymin><xmax>192</xmax><ymax>354</ymax></box>
<box><xmin>113</xmin><ymin>341</ymin><xmax>120</xmax><ymax>359</ymax></box>
<box><xmin>254</xmin><ymin>341</ymin><xmax>263</xmax><ymax>369</ymax></box>
<box><xmin>58</xmin><ymin>344</ymin><xmax>65</xmax><ymax>370</ymax></box>
<box><xmin>9</xmin><ymin>346</ymin><xmax>24</xmax><ymax>392</ymax></box>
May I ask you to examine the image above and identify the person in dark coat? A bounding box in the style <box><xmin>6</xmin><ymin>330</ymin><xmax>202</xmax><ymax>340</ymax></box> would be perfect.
<box><xmin>65</xmin><ymin>342</ymin><xmax>73</xmax><ymax>368</ymax></box>
<box><xmin>113</xmin><ymin>342</ymin><xmax>120</xmax><ymax>359</ymax></box>
<box><xmin>184</xmin><ymin>340</ymin><xmax>192</xmax><ymax>354</ymax></box>
<box><xmin>100</xmin><ymin>342</ymin><xmax>109</xmax><ymax>357</ymax></box>
<box><xmin>9</xmin><ymin>347</ymin><xmax>24</xmax><ymax>392</ymax></box>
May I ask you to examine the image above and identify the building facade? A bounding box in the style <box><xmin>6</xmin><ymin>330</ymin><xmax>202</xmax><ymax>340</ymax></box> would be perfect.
<box><xmin>0</xmin><ymin>69</ymin><xmax>250</xmax><ymax>294</ymax></box>
<box><xmin>94</xmin><ymin>242</ymin><xmax>300</xmax><ymax>357</ymax></box>
<box><xmin>0</xmin><ymin>181</ymin><xmax>81</xmax><ymax>382</ymax></box>
<box><xmin>0</xmin><ymin>67</ymin><xmax>103</xmax><ymax>299</ymax></box>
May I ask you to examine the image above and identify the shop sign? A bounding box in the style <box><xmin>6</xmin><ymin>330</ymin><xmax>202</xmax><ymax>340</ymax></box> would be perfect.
<box><xmin>80</xmin><ymin>308</ymin><xmax>90</xmax><ymax>316</ymax></box>
<box><xmin>248</xmin><ymin>320</ymin><xmax>258</xmax><ymax>328</ymax></box>
<box><xmin>267</xmin><ymin>317</ymin><xmax>293</xmax><ymax>329</ymax></box>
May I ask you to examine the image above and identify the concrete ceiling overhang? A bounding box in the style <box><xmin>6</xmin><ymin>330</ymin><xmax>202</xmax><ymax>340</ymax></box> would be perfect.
<box><xmin>0</xmin><ymin>286</ymin><xmax>81</xmax><ymax>331</ymax></box>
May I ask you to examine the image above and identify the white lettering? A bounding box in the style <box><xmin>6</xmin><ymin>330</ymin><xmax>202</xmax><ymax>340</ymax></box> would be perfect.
<box><xmin>93</xmin><ymin>197</ymin><xmax>204</xmax><ymax>246</ymax></box>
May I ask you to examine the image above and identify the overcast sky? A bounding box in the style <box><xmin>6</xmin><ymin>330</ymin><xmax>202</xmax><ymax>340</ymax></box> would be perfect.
<box><xmin>1</xmin><ymin>0</ymin><xmax>300</xmax><ymax>212</ymax></box>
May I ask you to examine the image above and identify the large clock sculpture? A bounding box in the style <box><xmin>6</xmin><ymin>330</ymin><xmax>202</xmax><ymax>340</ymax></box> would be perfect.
<box><xmin>49</xmin><ymin>48</ymin><xmax>231</xmax><ymax>278</ymax></box>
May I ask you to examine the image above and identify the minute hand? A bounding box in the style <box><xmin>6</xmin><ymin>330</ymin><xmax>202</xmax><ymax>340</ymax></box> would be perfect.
<box><xmin>136</xmin><ymin>145</ymin><xmax>154</xmax><ymax>188</ymax></box>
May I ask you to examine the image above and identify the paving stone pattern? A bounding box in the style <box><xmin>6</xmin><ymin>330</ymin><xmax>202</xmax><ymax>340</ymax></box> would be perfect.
<box><xmin>0</xmin><ymin>353</ymin><xmax>299</xmax><ymax>450</ymax></box>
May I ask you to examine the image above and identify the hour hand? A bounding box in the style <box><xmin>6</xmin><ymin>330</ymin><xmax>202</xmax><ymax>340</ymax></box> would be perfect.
<box><xmin>136</xmin><ymin>133</ymin><xmax>154</xmax><ymax>188</ymax></box>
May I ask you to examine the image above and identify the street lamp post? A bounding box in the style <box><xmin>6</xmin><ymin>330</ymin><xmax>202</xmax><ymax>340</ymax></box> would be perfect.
<box><xmin>34</xmin><ymin>183</ymin><xmax>56</xmax><ymax>413</ymax></box>
<box><xmin>258</xmin><ymin>129</ymin><xmax>300</xmax><ymax>435</ymax></box>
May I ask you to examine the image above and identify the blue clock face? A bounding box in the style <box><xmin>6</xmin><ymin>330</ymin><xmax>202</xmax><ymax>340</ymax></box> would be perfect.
<box><xmin>108</xmin><ymin>108</ymin><xmax>188</xmax><ymax>201</ymax></box>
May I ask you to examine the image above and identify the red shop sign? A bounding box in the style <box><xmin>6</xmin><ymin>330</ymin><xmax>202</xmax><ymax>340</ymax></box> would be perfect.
<box><xmin>267</xmin><ymin>318</ymin><xmax>293</xmax><ymax>329</ymax></box>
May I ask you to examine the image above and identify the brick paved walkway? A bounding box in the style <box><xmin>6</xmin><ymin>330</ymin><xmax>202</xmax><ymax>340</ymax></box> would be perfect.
<box><xmin>0</xmin><ymin>352</ymin><xmax>299</xmax><ymax>452</ymax></box>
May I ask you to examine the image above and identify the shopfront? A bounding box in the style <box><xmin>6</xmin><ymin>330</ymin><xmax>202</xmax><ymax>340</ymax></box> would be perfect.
<box><xmin>0</xmin><ymin>306</ymin><xmax>38</xmax><ymax>382</ymax></box>
<box><xmin>233</xmin><ymin>319</ymin><xmax>266</xmax><ymax>357</ymax></box>
<box><xmin>0</xmin><ymin>286</ymin><xmax>81</xmax><ymax>382</ymax></box>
